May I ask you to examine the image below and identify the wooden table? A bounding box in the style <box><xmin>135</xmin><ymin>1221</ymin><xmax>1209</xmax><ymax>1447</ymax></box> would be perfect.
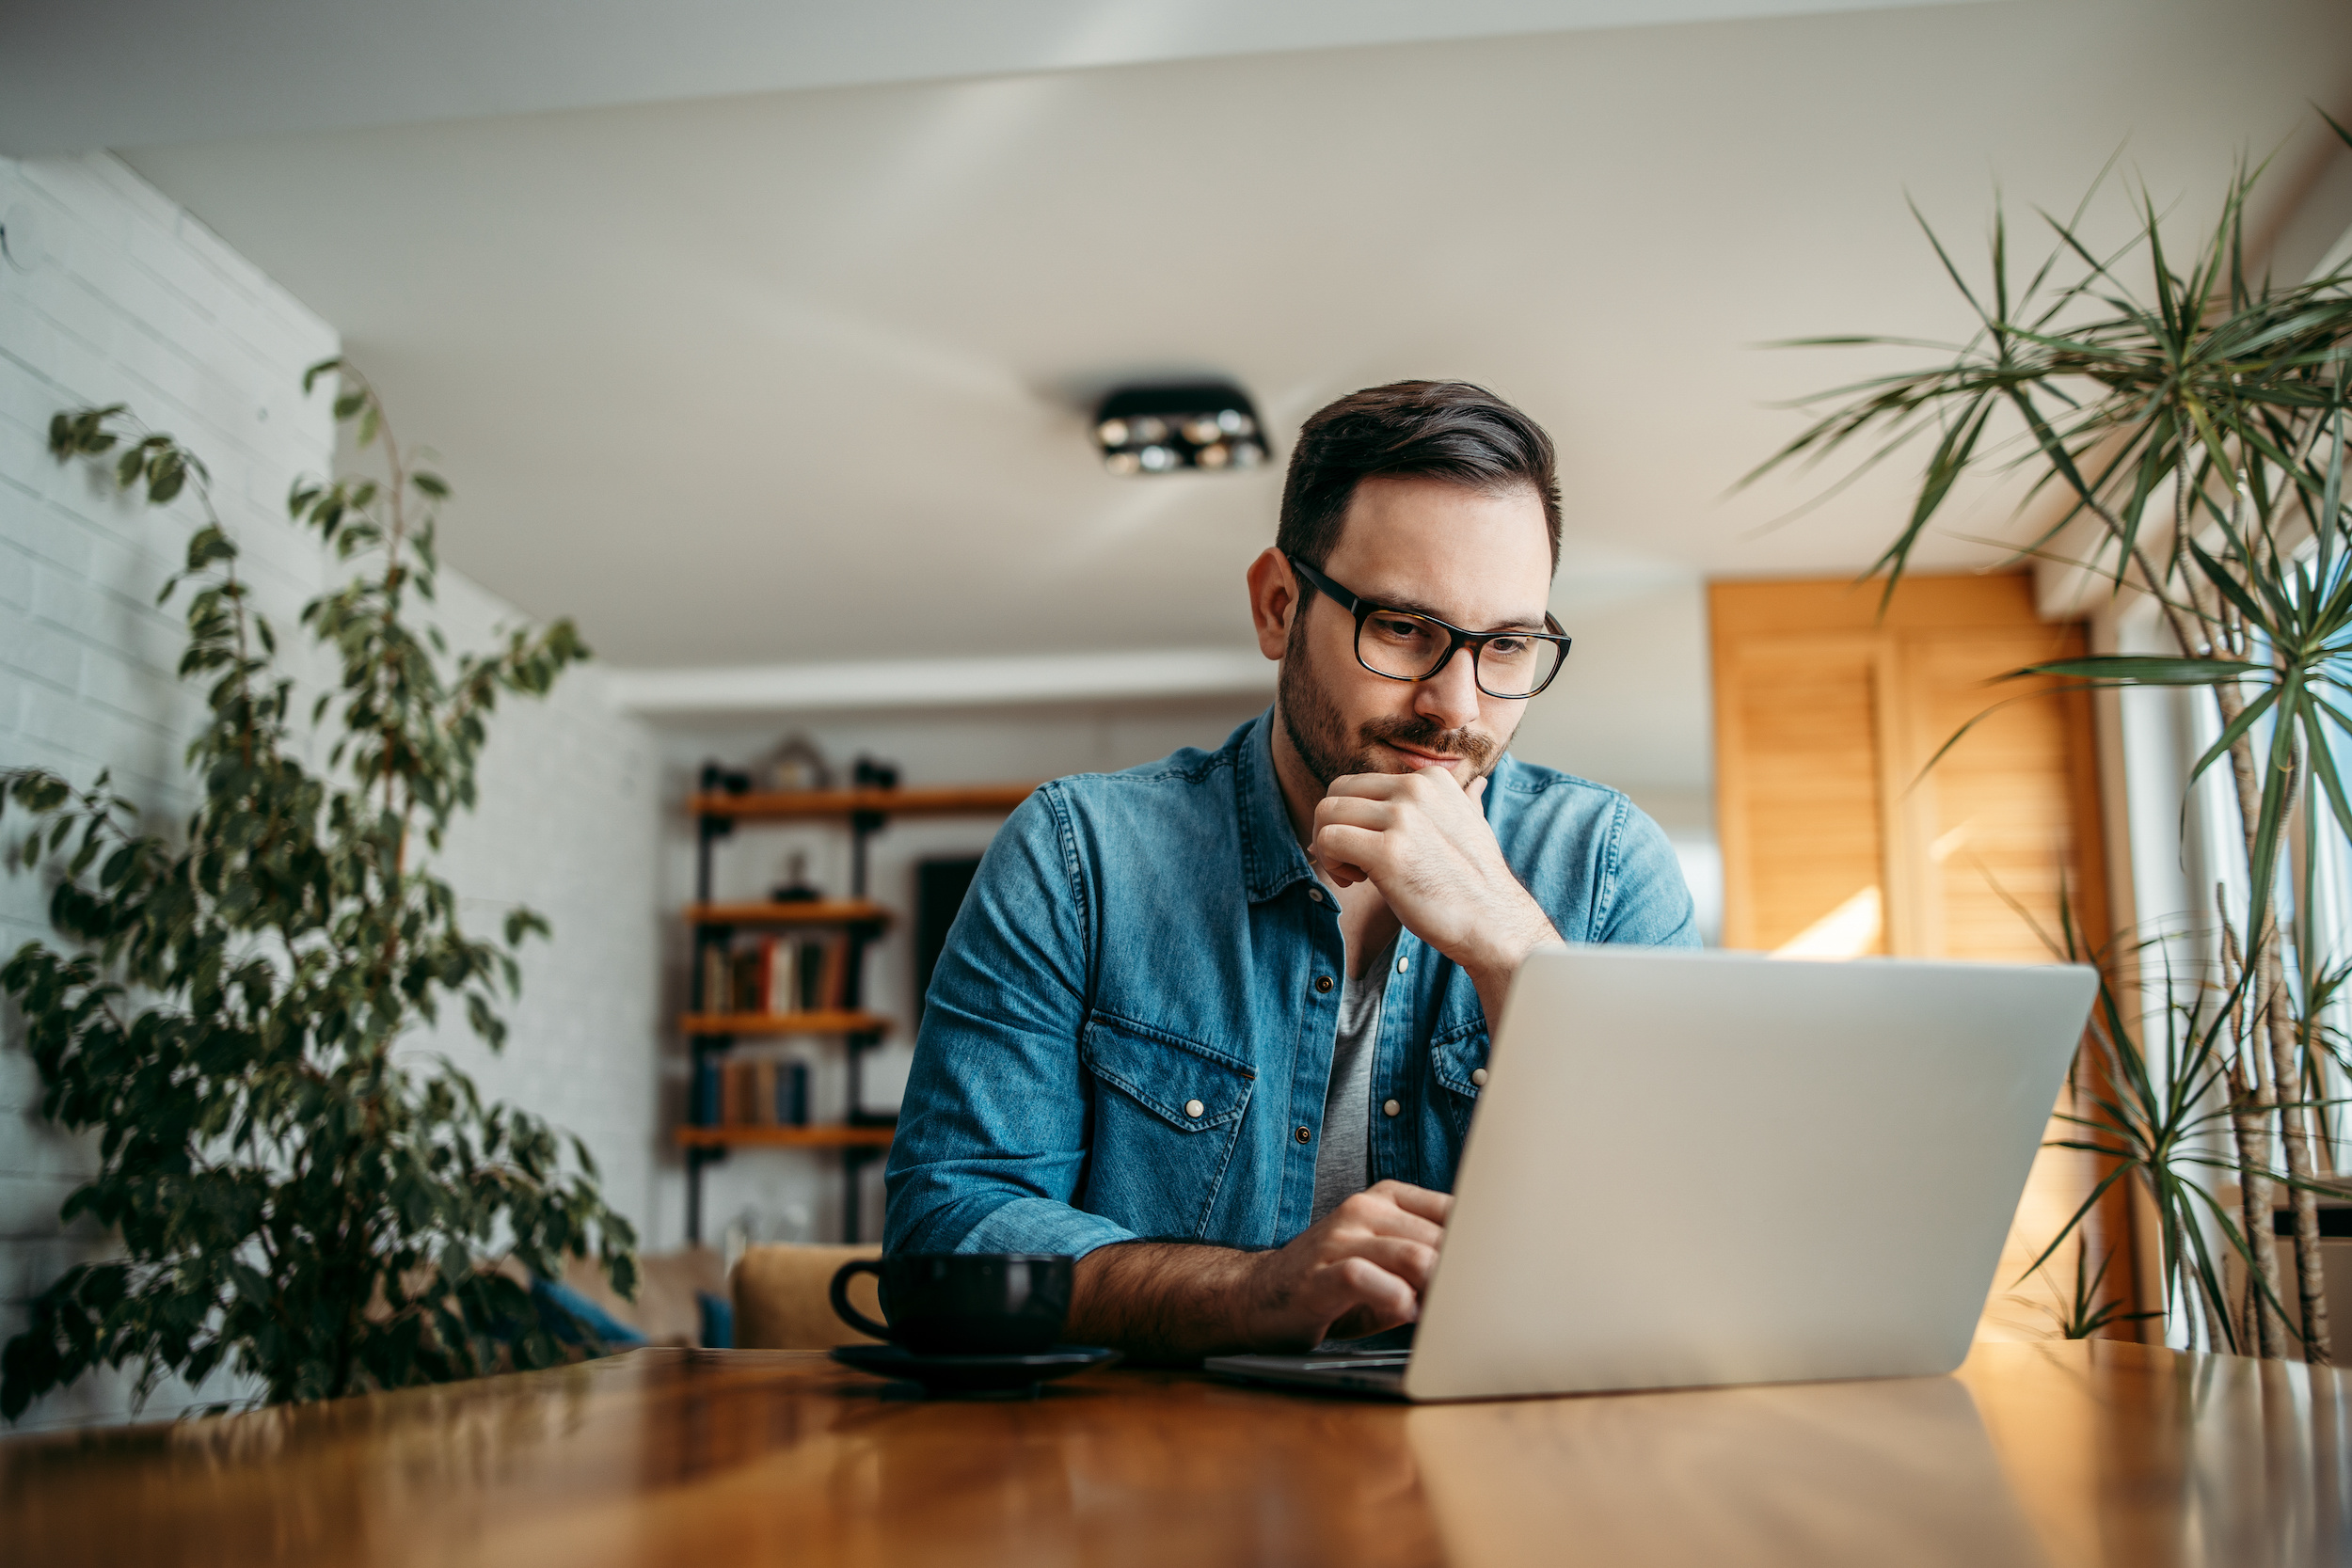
<box><xmin>7</xmin><ymin>1341</ymin><xmax>2350</xmax><ymax>1566</ymax></box>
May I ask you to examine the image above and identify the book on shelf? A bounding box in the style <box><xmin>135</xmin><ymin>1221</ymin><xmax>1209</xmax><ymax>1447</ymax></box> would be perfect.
<box><xmin>702</xmin><ymin>932</ymin><xmax>850</xmax><ymax>1020</ymax></box>
<box><xmin>700</xmin><ymin>943</ymin><xmax>729</xmax><ymax>1016</ymax></box>
<box><xmin>691</xmin><ymin>1056</ymin><xmax>721</xmax><ymax>1126</ymax></box>
<box><xmin>817</xmin><ymin>937</ymin><xmax>848</xmax><ymax>1011</ymax></box>
<box><xmin>751</xmin><ymin>1060</ymin><xmax>776</xmax><ymax>1127</ymax></box>
<box><xmin>694</xmin><ymin>1055</ymin><xmax>813</xmax><ymax>1129</ymax></box>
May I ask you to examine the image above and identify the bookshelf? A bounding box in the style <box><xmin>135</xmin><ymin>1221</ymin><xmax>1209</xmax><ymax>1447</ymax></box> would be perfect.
<box><xmin>682</xmin><ymin>779</ymin><xmax>1037</xmax><ymax>1244</ymax></box>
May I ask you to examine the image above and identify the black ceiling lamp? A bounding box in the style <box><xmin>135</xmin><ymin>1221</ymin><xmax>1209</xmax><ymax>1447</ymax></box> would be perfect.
<box><xmin>1093</xmin><ymin>381</ymin><xmax>1267</xmax><ymax>476</ymax></box>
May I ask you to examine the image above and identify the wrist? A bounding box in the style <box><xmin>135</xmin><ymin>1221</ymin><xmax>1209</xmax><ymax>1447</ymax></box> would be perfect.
<box><xmin>1232</xmin><ymin>1243</ymin><xmax>1294</xmax><ymax>1346</ymax></box>
<box><xmin>1457</xmin><ymin>898</ymin><xmax>1560</xmax><ymax>991</ymax></box>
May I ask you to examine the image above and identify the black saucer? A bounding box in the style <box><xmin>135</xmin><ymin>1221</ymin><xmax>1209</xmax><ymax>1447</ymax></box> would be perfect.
<box><xmin>830</xmin><ymin>1342</ymin><xmax>1120</xmax><ymax>1395</ymax></box>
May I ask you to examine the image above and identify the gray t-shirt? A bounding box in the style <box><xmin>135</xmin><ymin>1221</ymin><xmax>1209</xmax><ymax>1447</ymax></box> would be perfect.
<box><xmin>1310</xmin><ymin>933</ymin><xmax>1396</xmax><ymax>1226</ymax></box>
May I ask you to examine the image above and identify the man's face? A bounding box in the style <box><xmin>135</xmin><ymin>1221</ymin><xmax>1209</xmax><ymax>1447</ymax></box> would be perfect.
<box><xmin>1278</xmin><ymin>474</ymin><xmax>1554</xmax><ymax>790</ymax></box>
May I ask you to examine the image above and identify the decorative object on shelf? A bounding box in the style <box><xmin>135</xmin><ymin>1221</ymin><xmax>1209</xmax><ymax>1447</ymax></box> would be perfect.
<box><xmin>772</xmin><ymin>849</ymin><xmax>822</xmax><ymax>904</ymax></box>
<box><xmin>680</xmin><ymin>782</ymin><xmax>1037</xmax><ymax>1243</ymax></box>
<box><xmin>1093</xmin><ymin>380</ymin><xmax>1266</xmax><ymax>475</ymax></box>
<box><xmin>1751</xmin><ymin>110</ymin><xmax>2352</xmax><ymax>1363</ymax></box>
<box><xmin>760</xmin><ymin>733</ymin><xmax>834</xmax><ymax>793</ymax></box>
<box><xmin>700</xmin><ymin>761</ymin><xmax>753</xmax><ymax>795</ymax></box>
<box><xmin>0</xmin><ymin>370</ymin><xmax>635</xmax><ymax>1421</ymax></box>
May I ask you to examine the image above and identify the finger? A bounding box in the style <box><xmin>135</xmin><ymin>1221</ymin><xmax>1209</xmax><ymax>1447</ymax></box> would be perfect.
<box><xmin>1325</xmin><ymin>860</ymin><xmax>1369</xmax><ymax>887</ymax></box>
<box><xmin>1371</xmin><ymin>1180</ymin><xmax>1455</xmax><ymax>1226</ymax></box>
<box><xmin>1325</xmin><ymin>1305</ymin><xmax>1408</xmax><ymax>1342</ymax></box>
<box><xmin>1329</xmin><ymin>1187</ymin><xmax>1446</xmax><ymax>1248</ymax></box>
<box><xmin>1468</xmin><ymin>776</ymin><xmax>1487</xmax><ymax>803</ymax></box>
<box><xmin>1327</xmin><ymin>1255</ymin><xmax>1421</xmax><ymax>1323</ymax></box>
<box><xmin>1311</xmin><ymin>823</ymin><xmax>1391</xmax><ymax>877</ymax></box>
<box><xmin>1312</xmin><ymin>796</ymin><xmax>1399</xmax><ymax>832</ymax></box>
<box><xmin>1335</xmin><ymin>1236</ymin><xmax>1441</xmax><ymax>1291</ymax></box>
<box><xmin>1321</xmin><ymin>771</ymin><xmax>1422</xmax><ymax>800</ymax></box>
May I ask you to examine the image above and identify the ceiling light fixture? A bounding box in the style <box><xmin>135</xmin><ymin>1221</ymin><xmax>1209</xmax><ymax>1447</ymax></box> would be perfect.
<box><xmin>1094</xmin><ymin>382</ymin><xmax>1265</xmax><ymax>476</ymax></box>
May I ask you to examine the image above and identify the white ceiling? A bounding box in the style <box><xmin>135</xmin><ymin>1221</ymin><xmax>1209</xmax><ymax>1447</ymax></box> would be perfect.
<box><xmin>39</xmin><ymin>0</ymin><xmax>2352</xmax><ymax>676</ymax></box>
<box><xmin>2</xmin><ymin>0</ymin><xmax>1985</xmax><ymax>154</ymax></box>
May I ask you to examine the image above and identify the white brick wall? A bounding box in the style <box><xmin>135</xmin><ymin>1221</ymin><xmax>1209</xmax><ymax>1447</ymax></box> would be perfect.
<box><xmin>0</xmin><ymin>153</ymin><xmax>660</xmax><ymax>1430</ymax></box>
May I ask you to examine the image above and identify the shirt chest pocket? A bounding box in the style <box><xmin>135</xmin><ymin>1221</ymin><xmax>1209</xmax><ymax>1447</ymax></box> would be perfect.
<box><xmin>1080</xmin><ymin>1013</ymin><xmax>1255</xmax><ymax>1240</ymax></box>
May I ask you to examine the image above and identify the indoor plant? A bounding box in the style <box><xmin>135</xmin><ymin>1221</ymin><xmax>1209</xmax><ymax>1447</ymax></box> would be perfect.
<box><xmin>0</xmin><ymin>362</ymin><xmax>636</xmax><ymax>1418</ymax></box>
<box><xmin>1755</xmin><ymin>118</ymin><xmax>2352</xmax><ymax>1360</ymax></box>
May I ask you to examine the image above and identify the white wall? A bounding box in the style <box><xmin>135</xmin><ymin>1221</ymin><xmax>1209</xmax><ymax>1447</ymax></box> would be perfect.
<box><xmin>0</xmin><ymin>153</ymin><xmax>660</xmax><ymax>1430</ymax></box>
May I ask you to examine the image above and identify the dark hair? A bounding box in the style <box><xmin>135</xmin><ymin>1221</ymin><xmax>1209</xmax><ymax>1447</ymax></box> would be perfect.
<box><xmin>1276</xmin><ymin>380</ymin><xmax>1562</xmax><ymax>578</ymax></box>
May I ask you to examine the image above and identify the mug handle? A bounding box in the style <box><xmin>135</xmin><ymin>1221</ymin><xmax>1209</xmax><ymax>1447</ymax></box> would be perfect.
<box><xmin>829</xmin><ymin>1259</ymin><xmax>892</xmax><ymax>1339</ymax></box>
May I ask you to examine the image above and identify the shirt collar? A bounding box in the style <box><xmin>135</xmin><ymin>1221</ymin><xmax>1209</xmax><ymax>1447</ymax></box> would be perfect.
<box><xmin>1236</xmin><ymin>707</ymin><xmax>1320</xmax><ymax>905</ymax></box>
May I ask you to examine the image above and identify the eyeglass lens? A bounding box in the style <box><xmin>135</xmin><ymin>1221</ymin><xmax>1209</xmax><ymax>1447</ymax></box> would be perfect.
<box><xmin>1357</xmin><ymin>610</ymin><xmax>1565</xmax><ymax>698</ymax></box>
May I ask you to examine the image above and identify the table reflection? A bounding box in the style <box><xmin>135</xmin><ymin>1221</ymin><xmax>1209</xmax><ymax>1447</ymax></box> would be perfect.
<box><xmin>1411</xmin><ymin>1370</ymin><xmax>2042</xmax><ymax>1567</ymax></box>
<box><xmin>1965</xmin><ymin>1340</ymin><xmax>2352</xmax><ymax>1567</ymax></box>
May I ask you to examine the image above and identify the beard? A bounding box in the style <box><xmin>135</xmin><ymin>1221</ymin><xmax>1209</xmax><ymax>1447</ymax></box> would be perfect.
<box><xmin>1278</xmin><ymin>610</ymin><xmax>1503</xmax><ymax>788</ymax></box>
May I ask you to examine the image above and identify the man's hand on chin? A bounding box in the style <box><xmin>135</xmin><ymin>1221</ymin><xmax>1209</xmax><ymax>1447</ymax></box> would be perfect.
<box><xmin>1067</xmin><ymin>1180</ymin><xmax>1454</xmax><ymax>1360</ymax></box>
<box><xmin>1309</xmin><ymin>765</ymin><xmax>1563</xmax><ymax>1022</ymax></box>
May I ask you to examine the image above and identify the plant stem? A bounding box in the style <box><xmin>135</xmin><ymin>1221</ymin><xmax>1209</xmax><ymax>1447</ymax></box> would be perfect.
<box><xmin>2209</xmin><ymin>546</ymin><xmax>2333</xmax><ymax>1361</ymax></box>
<box><xmin>2265</xmin><ymin>949</ymin><xmax>2334</xmax><ymax>1363</ymax></box>
<box><xmin>2218</xmin><ymin>888</ymin><xmax>2291</xmax><ymax>1356</ymax></box>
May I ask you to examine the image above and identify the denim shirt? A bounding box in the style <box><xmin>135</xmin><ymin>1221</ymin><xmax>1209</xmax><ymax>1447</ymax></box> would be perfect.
<box><xmin>882</xmin><ymin>710</ymin><xmax>1698</xmax><ymax>1259</ymax></box>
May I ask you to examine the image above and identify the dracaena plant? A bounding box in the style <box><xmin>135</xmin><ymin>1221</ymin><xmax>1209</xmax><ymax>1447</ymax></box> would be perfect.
<box><xmin>1751</xmin><ymin>115</ymin><xmax>2352</xmax><ymax>1362</ymax></box>
<box><xmin>0</xmin><ymin>361</ymin><xmax>636</xmax><ymax>1419</ymax></box>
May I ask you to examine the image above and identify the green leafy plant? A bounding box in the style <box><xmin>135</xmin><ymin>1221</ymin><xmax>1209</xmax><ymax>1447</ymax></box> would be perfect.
<box><xmin>0</xmin><ymin>362</ymin><xmax>636</xmax><ymax>1418</ymax></box>
<box><xmin>1754</xmin><ymin>116</ymin><xmax>2352</xmax><ymax>1360</ymax></box>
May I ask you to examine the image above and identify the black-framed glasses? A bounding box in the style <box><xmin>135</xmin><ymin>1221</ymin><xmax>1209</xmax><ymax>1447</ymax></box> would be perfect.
<box><xmin>1286</xmin><ymin>554</ymin><xmax>1571</xmax><ymax>700</ymax></box>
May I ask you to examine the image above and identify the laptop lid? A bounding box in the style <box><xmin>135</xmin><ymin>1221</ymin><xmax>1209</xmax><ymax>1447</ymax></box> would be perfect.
<box><xmin>1402</xmin><ymin>946</ymin><xmax>2095</xmax><ymax>1402</ymax></box>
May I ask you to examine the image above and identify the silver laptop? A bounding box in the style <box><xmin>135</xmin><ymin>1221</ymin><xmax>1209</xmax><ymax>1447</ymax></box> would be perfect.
<box><xmin>1205</xmin><ymin>944</ymin><xmax>2095</xmax><ymax>1402</ymax></box>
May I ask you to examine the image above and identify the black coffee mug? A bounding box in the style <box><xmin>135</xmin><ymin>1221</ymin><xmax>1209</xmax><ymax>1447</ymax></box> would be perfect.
<box><xmin>830</xmin><ymin>1253</ymin><xmax>1073</xmax><ymax>1355</ymax></box>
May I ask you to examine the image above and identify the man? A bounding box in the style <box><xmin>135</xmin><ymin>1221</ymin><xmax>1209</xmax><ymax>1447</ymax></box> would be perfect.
<box><xmin>884</xmin><ymin>381</ymin><xmax>1697</xmax><ymax>1359</ymax></box>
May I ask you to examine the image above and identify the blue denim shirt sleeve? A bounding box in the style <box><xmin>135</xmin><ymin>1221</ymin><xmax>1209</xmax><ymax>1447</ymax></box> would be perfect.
<box><xmin>882</xmin><ymin>788</ymin><xmax>1139</xmax><ymax>1259</ymax></box>
<box><xmin>1595</xmin><ymin>796</ymin><xmax>1701</xmax><ymax>948</ymax></box>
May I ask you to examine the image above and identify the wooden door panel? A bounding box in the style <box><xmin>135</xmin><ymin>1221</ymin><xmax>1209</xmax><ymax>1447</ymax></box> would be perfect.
<box><xmin>1901</xmin><ymin>628</ymin><xmax>2103</xmax><ymax>964</ymax></box>
<box><xmin>1720</xmin><ymin>634</ymin><xmax>1888</xmax><ymax>953</ymax></box>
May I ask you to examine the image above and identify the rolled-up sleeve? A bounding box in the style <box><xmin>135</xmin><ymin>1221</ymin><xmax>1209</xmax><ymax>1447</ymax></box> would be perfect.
<box><xmin>882</xmin><ymin>786</ymin><xmax>1137</xmax><ymax>1259</ymax></box>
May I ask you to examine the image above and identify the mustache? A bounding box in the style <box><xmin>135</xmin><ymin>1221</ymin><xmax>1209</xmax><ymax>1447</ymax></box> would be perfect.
<box><xmin>1357</xmin><ymin>712</ymin><xmax>1499</xmax><ymax>768</ymax></box>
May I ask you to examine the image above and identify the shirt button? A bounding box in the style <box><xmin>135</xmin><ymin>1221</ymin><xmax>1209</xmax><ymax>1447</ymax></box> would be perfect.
<box><xmin>1308</xmin><ymin>887</ymin><xmax>1325</xmax><ymax>903</ymax></box>
<box><xmin>1184</xmin><ymin>1099</ymin><xmax>1204</xmax><ymax>1119</ymax></box>
<box><xmin>1295</xmin><ymin>1125</ymin><xmax>1313</xmax><ymax>1145</ymax></box>
<box><xmin>1470</xmin><ymin>1068</ymin><xmax>1489</xmax><ymax>1087</ymax></box>
<box><xmin>1383</xmin><ymin>1099</ymin><xmax>1402</xmax><ymax>1117</ymax></box>
<box><xmin>1314</xmin><ymin>975</ymin><xmax>1334</xmax><ymax>994</ymax></box>
<box><xmin>1396</xmin><ymin>956</ymin><xmax>1409</xmax><ymax>974</ymax></box>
